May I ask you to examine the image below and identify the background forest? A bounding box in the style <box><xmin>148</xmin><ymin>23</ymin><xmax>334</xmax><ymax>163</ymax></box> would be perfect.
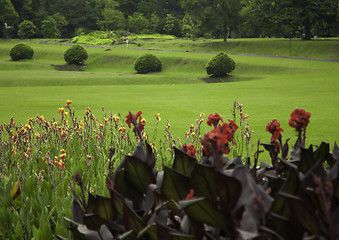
<box><xmin>1</xmin><ymin>0</ymin><xmax>338</xmax><ymax>41</ymax></box>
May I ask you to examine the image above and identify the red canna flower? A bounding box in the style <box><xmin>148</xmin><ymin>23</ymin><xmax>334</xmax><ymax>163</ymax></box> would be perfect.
<box><xmin>207</xmin><ymin>113</ymin><xmax>223</xmax><ymax>128</ymax></box>
<box><xmin>201</xmin><ymin>121</ymin><xmax>238</xmax><ymax>156</ymax></box>
<box><xmin>185</xmin><ymin>189</ymin><xmax>195</xmax><ymax>200</ymax></box>
<box><xmin>289</xmin><ymin>108</ymin><xmax>311</xmax><ymax>131</ymax></box>
<box><xmin>181</xmin><ymin>144</ymin><xmax>197</xmax><ymax>158</ymax></box>
<box><xmin>266</xmin><ymin>119</ymin><xmax>284</xmax><ymax>141</ymax></box>
<box><xmin>126</xmin><ymin>111</ymin><xmax>143</xmax><ymax>128</ymax></box>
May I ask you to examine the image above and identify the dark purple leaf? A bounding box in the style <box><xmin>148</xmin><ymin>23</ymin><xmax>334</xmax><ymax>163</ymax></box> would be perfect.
<box><xmin>124</xmin><ymin>156</ymin><xmax>155</xmax><ymax>194</ymax></box>
<box><xmin>145</xmin><ymin>141</ymin><xmax>156</xmax><ymax>169</ymax></box>
<box><xmin>137</xmin><ymin>224</ymin><xmax>157</xmax><ymax>240</ymax></box>
<box><xmin>190</xmin><ymin>164</ymin><xmax>218</xmax><ymax>205</ymax></box>
<box><xmin>279</xmin><ymin>192</ymin><xmax>320</xmax><ymax>236</ymax></box>
<box><xmin>72</xmin><ymin>200</ymin><xmax>84</xmax><ymax>224</ymax></box>
<box><xmin>123</xmin><ymin>203</ymin><xmax>145</xmax><ymax>233</ymax></box>
<box><xmin>179</xmin><ymin>198</ymin><xmax>235</xmax><ymax>236</ymax></box>
<box><xmin>172</xmin><ymin>147</ymin><xmax>197</xmax><ymax>177</ymax></box>
<box><xmin>160</xmin><ymin>166</ymin><xmax>190</xmax><ymax>201</ymax></box>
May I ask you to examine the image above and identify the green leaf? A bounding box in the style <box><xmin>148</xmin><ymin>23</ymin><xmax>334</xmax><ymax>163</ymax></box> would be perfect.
<box><xmin>179</xmin><ymin>197</ymin><xmax>234</xmax><ymax>235</ymax></box>
<box><xmin>125</xmin><ymin>156</ymin><xmax>155</xmax><ymax>194</ymax></box>
<box><xmin>161</xmin><ymin>166</ymin><xmax>190</xmax><ymax>201</ymax></box>
<box><xmin>172</xmin><ymin>147</ymin><xmax>197</xmax><ymax>177</ymax></box>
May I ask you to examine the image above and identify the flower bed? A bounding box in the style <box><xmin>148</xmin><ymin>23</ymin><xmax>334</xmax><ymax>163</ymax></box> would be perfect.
<box><xmin>0</xmin><ymin>101</ymin><xmax>338</xmax><ymax>239</ymax></box>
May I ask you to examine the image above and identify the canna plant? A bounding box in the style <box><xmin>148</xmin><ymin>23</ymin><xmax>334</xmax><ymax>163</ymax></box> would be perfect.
<box><xmin>60</xmin><ymin>108</ymin><xmax>339</xmax><ymax>240</ymax></box>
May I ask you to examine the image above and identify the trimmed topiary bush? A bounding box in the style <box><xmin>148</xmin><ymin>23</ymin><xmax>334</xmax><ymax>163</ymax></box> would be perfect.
<box><xmin>10</xmin><ymin>44</ymin><xmax>34</xmax><ymax>61</ymax></box>
<box><xmin>64</xmin><ymin>44</ymin><xmax>88</xmax><ymax>65</ymax></box>
<box><xmin>205</xmin><ymin>52</ymin><xmax>235</xmax><ymax>77</ymax></box>
<box><xmin>134</xmin><ymin>54</ymin><xmax>162</xmax><ymax>74</ymax></box>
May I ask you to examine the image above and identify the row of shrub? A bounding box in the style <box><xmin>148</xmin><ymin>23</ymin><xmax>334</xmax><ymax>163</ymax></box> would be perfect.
<box><xmin>10</xmin><ymin>43</ymin><xmax>236</xmax><ymax>76</ymax></box>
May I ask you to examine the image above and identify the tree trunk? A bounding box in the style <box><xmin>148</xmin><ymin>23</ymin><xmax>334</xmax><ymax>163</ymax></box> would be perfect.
<box><xmin>2</xmin><ymin>26</ymin><xmax>9</xmax><ymax>39</ymax></box>
<box><xmin>223</xmin><ymin>24</ymin><xmax>228</xmax><ymax>42</ymax></box>
<box><xmin>302</xmin><ymin>19</ymin><xmax>312</xmax><ymax>40</ymax></box>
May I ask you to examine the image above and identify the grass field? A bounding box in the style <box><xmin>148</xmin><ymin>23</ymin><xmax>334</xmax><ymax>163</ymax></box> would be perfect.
<box><xmin>0</xmin><ymin>39</ymin><xmax>339</xmax><ymax>157</ymax></box>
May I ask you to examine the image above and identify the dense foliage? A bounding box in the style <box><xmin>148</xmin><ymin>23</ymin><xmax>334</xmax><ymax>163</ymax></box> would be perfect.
<box><xmin>9</xmin><ymin>43</ymin><xmax>34</xmax><ymax>60</ymax></box>
<box><xmin>206</xmin><ymin>52</ymin><xmax>236</xmax><ymax>77</ymax></box>
<box><xmin>64</xmin><ymin>45</ymin><xmax>88</xmax><ymax>65</ymax></box>
<box><xmin>134</xmin><ymin>54</ymin><xmax>162</xmax><ymax>74</ymax></box>
<box><xmin>1</xmin><ymin>0</ymin><xmax>337</xmax><ymax>40</ymax></box>
<box><xmin>17</xmin><ymin>20</ymin><xmax>36</xmax><ymax>39</ymax></box>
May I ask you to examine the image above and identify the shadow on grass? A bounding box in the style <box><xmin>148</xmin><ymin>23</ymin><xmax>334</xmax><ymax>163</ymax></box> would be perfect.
<box><xmin>199</xmin><ymin>75</ymin><xmax>258</xmax><ymax>83</ymax></box>
<box><xmin>52</xmin><ymin>64</ymin><xmax>86</xmax><ymax>71</ymax></box>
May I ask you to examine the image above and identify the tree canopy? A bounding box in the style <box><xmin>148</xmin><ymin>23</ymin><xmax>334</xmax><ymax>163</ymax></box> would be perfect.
<box><xmin>1</xmin><ymin>0</ymin><xmax>338</xmax><ymax>39</ymax></box>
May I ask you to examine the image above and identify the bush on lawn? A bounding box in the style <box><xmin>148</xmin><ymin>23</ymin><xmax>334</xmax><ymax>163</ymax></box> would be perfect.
<box><xmin>134</xmin><ymin>54</ymin><xmax>162</xmax><ymax>74</ymax></box>
<box><xmin>206</xmin><ymin>52</ymin><xmax>235</xmax><ymax>77</ymax></box>
<box><xmin>64</xmin><ymin>44</ymin><xmax>88</xmax><ymax>65</ymax></box>
<box><xmin>10</xmin><ymin>44</ymin><xmax>34</xmax><ymax>60</ymax></box>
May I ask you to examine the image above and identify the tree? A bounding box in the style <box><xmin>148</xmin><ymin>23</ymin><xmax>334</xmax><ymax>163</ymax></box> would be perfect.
<box><xmin>97</xmin><ymin>8</ymin><xmax>125</xmax><ymax>31</ymax></box>
<box><xmin>0</xmin><ymin>0</ymin><xmax>19</xmax><ymax>38</ymax></box>
<box><xmin>181</xmin><ymin>0</ymin><xmax>242</xmax><ymax>41</ymax></box>
<box><xmin>17</xmin><ymin>20</ymin><xmax>36</xmax><ymax>39</ymax></box>
<box><xmin>241</xmin><ymin>0</ymin><xmax>338</xmax><ymax>40</ymax></box>
<box><xmin>41</xmin><ymin>16</ymin><xmax>60</xmax><ymax>38</ymax></box>
<box><xmin>127</xmin><ymin>12</ymin><xmax>149</xmax><ymax>33</ymax></box>
<box><xmin>52</xmin><ymin>13</ymin><xmax>68</xmax><ymax>37</ymax></box>
<box><xmin>163</xmin><ymin>14</ymin><xmax>182</xmax><ymax>36</ymax></box>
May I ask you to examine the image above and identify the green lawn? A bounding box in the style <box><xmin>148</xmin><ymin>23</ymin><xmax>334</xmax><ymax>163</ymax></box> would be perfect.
<box><xmin>0</xmin><ymin>39</ymin><xmax>338</xmax><ymax>157</ymax></box>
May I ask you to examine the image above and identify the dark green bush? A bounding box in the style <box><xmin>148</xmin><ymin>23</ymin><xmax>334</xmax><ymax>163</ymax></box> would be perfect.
<box><xmin>10</xmin><ymin>44</ymin><xmax>34</xmax><ymax>61</ymax></box>
<box><xmin>64</xmin><ymin>44</ymin><xmax>88</xmax><ymax>65</ymax></box>
<box><xmin>134</xmin><ymin>54</ymin><xmax>162</xmax><ymax>74</ymax></box>
<box><xmin>205</xmin><ymin>52</ymin><xmax>235</xmax><ymax>77</ymax></box>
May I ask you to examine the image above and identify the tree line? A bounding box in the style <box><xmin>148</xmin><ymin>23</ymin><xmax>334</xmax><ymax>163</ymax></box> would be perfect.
<box><xmin>1</xmin><ymin>0</ymin><xmax>338</xmax><ymax>41</ymax></box>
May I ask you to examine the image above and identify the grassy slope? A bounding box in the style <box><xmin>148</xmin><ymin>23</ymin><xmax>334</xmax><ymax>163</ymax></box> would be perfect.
<box><xmin>138</xmin><ymin>38</ymin><xmax>339</xmax><ymax>61</ymax></box>
<box><xmin>0</xmin><ymin>39</ymin><xmax>338</xmax><ymax>157</ymax></box>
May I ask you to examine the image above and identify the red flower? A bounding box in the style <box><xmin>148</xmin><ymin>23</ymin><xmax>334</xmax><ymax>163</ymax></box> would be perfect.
<box><xmin>201</xmin><ymin>121</ymin><xmax>238</xmax><ymax>156</ymax></box>
<box><xmin>185</xmin><ymin>189</ymin><xmax>195</xmax><ymax>200</ymax></box>
<box><xmin>228</xmin><ymin>119</ymin><xmax>238</xmax><ymax>133</ymax></box>
<box><xmin>126</xmin><ymin>111</ymin><xmax>142</xmax><ymax>128</ymax></box>
<box><xmin>288</xmin><ymin>108</ymin><xmax>311</xmax><ymax>131</ymax></box>
<box><xmin>181</xmin><ymin>144</ymin><xmax>197</xmax><ymax>158</ymax></box>
<box><xmin>207</xmin><ymin>113</ymin><xmax>223</xmax><ymax>128</ymax></box>
<box><xmin>266</xmin><ymin>119</ymin><xmax>284</xmax><ymax>141</ymax></box>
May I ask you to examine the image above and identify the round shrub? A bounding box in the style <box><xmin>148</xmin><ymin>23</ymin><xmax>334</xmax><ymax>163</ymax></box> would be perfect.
<box><xmin>64</xmin><ymin>44</ymin><xmax>88</xmax><ymax>65</ymax></box>
<box><xmin>134</xmin><ymin>54</ymin><xmax>162</xmax><ymax>74</ymax></box>
<box><xmin>205</xmin><ymin>52</ymin><xmax>235</xmax><ymax>77</ymax></box>
<box><xmin>10</xmin><ymin>44</ymin><xmax>34</xmax><ymax>61</ymax></box>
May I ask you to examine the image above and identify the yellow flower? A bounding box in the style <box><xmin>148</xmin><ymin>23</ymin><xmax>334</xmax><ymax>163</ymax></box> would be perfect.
<box><xmin>113</xmin><ymin>114</ymin><xmax>119</xmax><ymax>122</ymax></box>
<box><xmin>60</xmin><ymin>153</ymin><xmax>66</xmax><ymax>160</ymax></box>
<box><xmin>35</xmin><ymin>132</ymin><xmax>40</xmax><ymax>138</ymax></box>
<box><xmin>192</xmin><ymin>132</ymin><xmax>195</xmax><ymax>137</ymax></box>
<box><xmin>53</xmin><ymin>122</ymin><xmax>58</xmax><ymax>127</ymax></box>
<box><xmin>66</xmin><ymin>100</ymin><xmax>72</xmax><ymax>105</ymax></box>
<box><xmin>25</xmin><ymin>124</ymin><xmax>31</xmax><ymax>130</ymax></box>
<box><xmin>58</xmin><ymin>107</ymin><xmax>65</xmax><ymax>113</ymax></box>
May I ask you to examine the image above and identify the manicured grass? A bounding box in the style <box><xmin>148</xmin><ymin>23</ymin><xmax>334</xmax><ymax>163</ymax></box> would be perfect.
<box><xmin>0</xmin><ymin>39</ymin><xmax>338</xmax><ymax>158</ymax></box>
<box><xmin>138</xmin><ymin>38</ymin><xmax>339</xmax><ymax>61</ymax></box>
